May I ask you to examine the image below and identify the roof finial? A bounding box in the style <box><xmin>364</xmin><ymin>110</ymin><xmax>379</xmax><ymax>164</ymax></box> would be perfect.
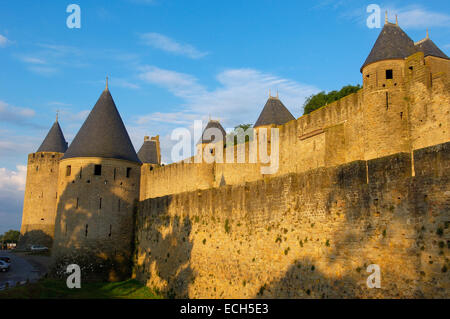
<box><xmin>105</xmin><ymin>76</ymin><xmax>109</xmax><ymax>90</ymax></box>
<box><xmin>56</xmin><ymin>109</ymin><xmax>59</xmax><ymax>122</ymax></box>
<box><xmin>426</xmin><ymin>29</ymin><xmax>429</xmax><ymax>39</ymax></box>
<box><xmin>276</xmin><ymin>90</ymin><xmax>279</xmax><ymax>99</ymax></box>
<box><xmin>385</xmin><ymin>10</ymin><xmax>388</xmax><ymax>24</ymax></box>
<box><xmin>269</xmin><ymin>89</ymin><xmax>271</xmax><ymax>98</ymax></box>
<box><xmin>395</xmin><ymin>14</ymin><xmax>398</xmax><ymax>25</ymax></box>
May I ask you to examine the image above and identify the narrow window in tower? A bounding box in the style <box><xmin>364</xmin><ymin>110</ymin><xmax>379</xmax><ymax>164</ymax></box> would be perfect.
<box><xmin>386</xmin><ymin>69</ymin><xmax>393</xmax><ymax>79</ymax></box>
<box><xmin>94</xmin><ymin>164</ymin><xmax>102</xmax><ymax>176</ymax></box>
<box><xmin>79</xmin><ymin>166</ymin><xmax>82</xmax><ymax>179</ymax></box>
<box><xmin>109</xmin><ymin>225</ymin><xmax>112</xmax><ymax>237</ymax></box>
<box><xmin>386</xmin><ymin>92</ymin><xmax>389</xmax><ymax>110</ymax></box>
<box><xmin>113</xmin><ymin>168</ymin><xmax>116</xmax><ymax>180</ymax></box>
<box><xmin>126</xmin><ymin>167</ymin><xmax>131</xmax><ymax>178</ymax></box>
<box><xmin>66</xmin><ymin>165</ymin><xmax>71</xmax><ymax>176</ymax></box>
<box><xmin>85</xmin><ymin>224</ymin><xmax>88</xmax><ymax>237</ymax></box>
<box><xmin>76</xmin><ymin>197</ymin><xmax>79</xmax><ymax>209</ymax></box>
<box><xmin>99</xmin><ymin>197</ymin><xmax>102</xmax><ymax>209</ymax></box>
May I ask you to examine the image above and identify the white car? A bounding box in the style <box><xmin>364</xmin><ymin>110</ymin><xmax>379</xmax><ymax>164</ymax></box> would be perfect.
<box><xmin>0</xmin><ymin>260</ymin><xmax>9</xmax><ymax>272</ymax></box>
<box><xmin>30</xmin><ymin>245</ymin><xmax>48</xmax><ymax>252</ymax></box>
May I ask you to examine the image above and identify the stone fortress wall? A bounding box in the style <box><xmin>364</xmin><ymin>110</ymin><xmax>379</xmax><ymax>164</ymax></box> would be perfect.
<box><xmin>134</xmin><ymin>142</ymin><xmax>450</xmax><ymax>298</ymax></box>
<box><xmin>133</xmin><ymin>51</ymin><xmax>450</xmax><ymax>298</ymax></box>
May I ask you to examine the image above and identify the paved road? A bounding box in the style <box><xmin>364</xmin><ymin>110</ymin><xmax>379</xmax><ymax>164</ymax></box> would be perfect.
<box><xmin>0</xmin><ymin>251</ymin><xmax>43</xmax><ymax>290</ymax></box>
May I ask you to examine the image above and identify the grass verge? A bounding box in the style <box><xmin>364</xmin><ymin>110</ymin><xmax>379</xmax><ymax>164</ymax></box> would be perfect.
<box><xmin>0</xmin><ymin>278</ymin><xmax>163</xmax><ymax>299</ymax></box>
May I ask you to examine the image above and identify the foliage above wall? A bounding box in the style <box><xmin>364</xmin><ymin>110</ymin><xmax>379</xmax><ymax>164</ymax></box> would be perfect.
<box><xmin>0</xmin><ymin>230</ymin><xmax>20</xmax><ymax>243</ymax></box>
<box><xmin>303</xmin><ymin>84</ymin><xmax>361</xmax><ymax>115</ymax></box>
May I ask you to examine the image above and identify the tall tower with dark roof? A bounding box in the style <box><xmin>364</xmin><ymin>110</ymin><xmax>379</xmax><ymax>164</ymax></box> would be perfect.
<box><xmin>52</xmin><ymin>85</ymin><xmax>141</xmax><ymax>281</ymax></box>
<box><xmin>18</xmin><ymin>117</ymin><xmax>68</xmax><ymax>249</ymax></box>
<box><xmin>359</xmin><ymin>17</ymin><xmax>449</xmax><ymax>160</ymax></box>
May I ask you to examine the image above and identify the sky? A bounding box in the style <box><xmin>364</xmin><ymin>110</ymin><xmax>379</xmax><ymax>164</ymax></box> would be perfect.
<box><xmin>0</xmin><ymin>0</ymin><xmax>449</xmax><ymax>233</ymax></box>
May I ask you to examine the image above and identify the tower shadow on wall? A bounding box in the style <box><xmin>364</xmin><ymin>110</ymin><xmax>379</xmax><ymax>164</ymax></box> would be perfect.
<box><xmin>50</xmin><ymin>163</ymin><xmax>138</xmax><ymax>282</ymax></box>
<box><xmin>134</xmin><ymin>196</ymin><xmax>194</xmax><ymax>299</ymax></box>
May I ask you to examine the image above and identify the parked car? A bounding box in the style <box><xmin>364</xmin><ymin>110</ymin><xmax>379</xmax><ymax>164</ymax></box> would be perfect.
<box><xmin>0</xmin><ymin>256</ymin><xmax>11</xmax><ymax>264</ymax></box>
<box><xmin>0</xmin><ymin>260</ymin><xmax>9</xmax><ymax>272</ymax></box>
<box><xmin>30</xmin><ymin>245</ymin><xmax>48</xmax><ymax>252</ymax></box>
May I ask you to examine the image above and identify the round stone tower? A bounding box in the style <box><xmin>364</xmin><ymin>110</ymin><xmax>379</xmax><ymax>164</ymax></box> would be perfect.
<box><xmin>52</xmin><ymin>83</ymin><xmax>141</xmax><ymax>281</ymax></box>
<box><xmin>361</xmin><ymin>16</ymin><xmax>416</xmax><ymax>160</ymax></box>
<box><xmin>19</xmin><ymin>117</ymin><xmax>68</xmax><ymax>249</ymax></box>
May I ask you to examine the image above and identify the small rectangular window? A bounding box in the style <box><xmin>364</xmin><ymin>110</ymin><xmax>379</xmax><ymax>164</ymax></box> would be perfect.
<box><xmin>386</xmin><ymin>69</ymin><xmax>393</xmax><ymax>79</ymax></box>
<box><xmin>113</xmin><ymin>168</ymin><xmax>116</xmax><ymax>180</ymax></box>
<box><xmin>66</xmin><ymin>165</ymin><xmax>71</xmax><ymax>176</ymax></box>
<box><xmin>85</xmin><ymin>224</ymin><xmax>88</xmax><ymax>237</ymax></box>
<box><xmin>76</xmin><ymin>197</ymin><xmax>79</xmax><ymax>209</ymax></box>
<box><xmin>99</xmin><ymin>197</ymin><xmax>102</xmax><ymax>209</ymax></box>
<box><xmin>126</xmin><ymin>167</ymin><xmax>132</xmax><ymax>178</ymax></box>
<box><xmin>94</xmin><ymin>165</ymin><xmax>102</xmax><ymax>176</ymax></box>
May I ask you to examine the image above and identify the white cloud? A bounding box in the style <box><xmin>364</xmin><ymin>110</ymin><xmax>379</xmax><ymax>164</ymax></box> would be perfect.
<box><xmin>138</xmin><ymin>66</ymin><xmax>319</xmax><ymax>127</ymax></box>
<box><xmin>0</xmin><ymin>100</ymin><xmax>36</xmax><ymax>124</ymax></box>
<box><xmin>140</xmin><ymin>32</ymin><xmax>208</xmax><ymax>59</ymax></box>
<box><xmin>19</xmin><ymin>56</ymin><xmax>47</xmax><ymax>64</ymax></box>
<box><xmin>139</xmin><ymin>66</ymin><xmax>205</xmax><ymax>98</ymax></box>
<box><xmin>0</xmin><ymin>165</ymin><xmax>26</xmax><ymax>233</ymax></box>
<box><xmin>0</xmin><ymin>165</ymin><xmax>27</xmax><ymax>193</ymax></box>
<box><xmin>390</xmin><ymin>5</ymin><xmax>450</xmax><ymax>29</ymax></box>
<box><xmin>0</xmin><ymin>34</ymin><xmax>10</xmax><ymax>47</ymax></box>
<box><xmin>134</xmin><ymin>66</ymin><xmax>319</xmax><ymax>163</ymax></box>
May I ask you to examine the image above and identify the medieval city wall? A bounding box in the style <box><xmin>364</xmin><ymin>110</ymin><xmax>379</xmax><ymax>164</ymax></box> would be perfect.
<box><xmin>139</xmin><ymin>55</ymin><xmax>449</xmax><ymax>199</ymax></box>
<box><xmin>134</xmin><ymin>142</ymin><xmax>450</xmax><ymax>298</ymax></box>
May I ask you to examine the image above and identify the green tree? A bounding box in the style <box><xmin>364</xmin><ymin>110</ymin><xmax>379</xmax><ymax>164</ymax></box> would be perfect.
<box><xmin>1</xmin><ymin>230</ymin><xmax>20</xmax><ymax>243</ymax></box>
<box><xmin>303</xmin><ymin>84</ymin><xmax>361</xmax><ymax>115</ymax></box>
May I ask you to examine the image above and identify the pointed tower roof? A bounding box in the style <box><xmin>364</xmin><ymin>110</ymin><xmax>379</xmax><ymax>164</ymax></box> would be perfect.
<box><xmin>137</xmin><ymin>136</ymin><xmax>159</xmax><ymax>164</ymax></box>
<box><xmin>62</xmin><ymin>88</ymin><xmax>140</xmax><ymax>163</ymax></box>
<box><xmin>415</xmin><ymin>35</ymin><xmax>449</xmax><ymax>60</ymax></box>
<box><xmin>36</xmin><ymin>119</ymin><xmax>68</xmax><ymax>153</ymax></box>
<box><xmin>199</xmin><ymin>120</ymin><xmax>226</xmax><ymax>144</ymax></box>
<box><xmin>254</xmin><ymin>96</ymin><xmax>295</xmax><ymax>128</ymax></box>
<box><xmin>361</xmin><ymin>22</ymin><xmax>416</xmax><ymax>72</ymax></box>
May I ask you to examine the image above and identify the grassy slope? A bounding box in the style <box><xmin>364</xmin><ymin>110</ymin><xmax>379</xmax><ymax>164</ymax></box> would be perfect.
<box><xmin>0</xmin><ymin>279</ymin><xmax>163</xmax><ymax>299</ymax></box>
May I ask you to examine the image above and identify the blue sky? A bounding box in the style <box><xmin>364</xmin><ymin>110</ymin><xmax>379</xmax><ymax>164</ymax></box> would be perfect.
<box><xmin>0</xmin><ymin>0</ymin><xmax>449</xmax><ymax>233</ymax></box>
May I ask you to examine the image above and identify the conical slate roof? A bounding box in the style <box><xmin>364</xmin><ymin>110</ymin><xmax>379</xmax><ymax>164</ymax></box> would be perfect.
<box><xmin>254</xmin><ymin>96</ymin><xmax>295</xmax><ymax>128</ymax></box>
<box><xmin>199</xmin><ymin>120</ymin><xmax>226</xmax><ymax>144</ymax></box>
<box><xmin>415</xmin><ymin>38</ymin><xmax>449</xmax><ymax>60</ymax></box>
<box><xmin>36</xmin><ymin>120</ymin><xmax>68</xmax><ymax>153</ymax></box>
<box><xmin>62</xmin><ymin>89</ymin><xmax>140</xmax><ymax>163</ymax></box>
<box><xmin>137</xmin><ymin>139</ymin><xmax>159</xmax><ymax>164</ymax></box>
<box><xmin>361</xmin><ymin>23</ymin><xmax>416</xmax><ymax>72</ymax></box>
